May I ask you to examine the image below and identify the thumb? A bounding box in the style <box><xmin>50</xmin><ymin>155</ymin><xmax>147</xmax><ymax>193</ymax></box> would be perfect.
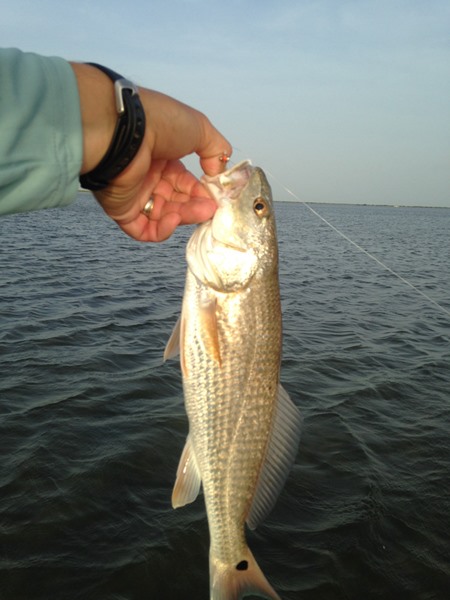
<box><xmin>196</xmin><ymin>118</ymin><xmax>232</xmax><ymax>176</ymax></box>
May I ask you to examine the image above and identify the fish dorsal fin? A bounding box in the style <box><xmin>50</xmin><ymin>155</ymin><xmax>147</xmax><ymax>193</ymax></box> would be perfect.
<box><xmin>246</xmin><ymin>384</ymin><xmax>303</xmax><ymax>530</ymax></box>
<box><xmin>199</xmin><ymin>297</ymin><xmax>221</xmax><ymax>365</ymax></box>
<box><xmin>164</xmin><ymin>316</ymin><xmax>181</xmax><ymax>361</ymax></box>
<box><xmin>172</xmin><ymin>435</ymin><xmax>202</xmax><ymax>509</ymax></box>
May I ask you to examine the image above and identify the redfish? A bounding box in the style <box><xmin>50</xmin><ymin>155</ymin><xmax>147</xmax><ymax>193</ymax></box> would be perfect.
<box><xmin>165</xmin><ymin>160</ymin><xmax>302</xmax><ymax>599</ymax></box>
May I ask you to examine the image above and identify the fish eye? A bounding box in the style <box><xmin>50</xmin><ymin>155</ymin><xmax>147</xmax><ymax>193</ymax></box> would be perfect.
<box><xmin>253</xmin><ymin>198</ymin><xmax>269</xmax><ymax>217</ymax></box>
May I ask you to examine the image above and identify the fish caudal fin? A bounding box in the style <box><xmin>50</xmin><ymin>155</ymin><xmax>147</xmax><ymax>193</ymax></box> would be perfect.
<box><xmin>210</xmin><ymin>547</ymin><xmax>281</xmax><ymax>600</ymax></box>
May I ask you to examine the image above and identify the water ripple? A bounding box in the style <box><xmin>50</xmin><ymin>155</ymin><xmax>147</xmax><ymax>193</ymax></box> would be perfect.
<box><xmin>0</xmin><ymin>198</ymin><xmax>449</xmax><ymax>599</ymax></box>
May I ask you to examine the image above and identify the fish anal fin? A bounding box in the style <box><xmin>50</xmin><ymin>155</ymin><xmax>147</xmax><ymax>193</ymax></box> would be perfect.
<box><xmin>172</xmin><ymin>436</ymin><xmax>202</xmax><ymax>509</ymax></box>
<box><xmin>246</xmin><ymin>384</ymin><xmax>303</xmax><ymax>530</ymax></box>
<box><xmin>199</xmin><ymin>298</ymin><xmax>221</xmax><ymax>366</ymax></box>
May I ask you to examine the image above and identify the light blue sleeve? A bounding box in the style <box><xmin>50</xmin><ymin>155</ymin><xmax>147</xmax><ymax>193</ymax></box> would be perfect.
<box><xmin>0</xmin><ymin>48</ymin><xmax>83</xmax><ymax>215</ymax></box>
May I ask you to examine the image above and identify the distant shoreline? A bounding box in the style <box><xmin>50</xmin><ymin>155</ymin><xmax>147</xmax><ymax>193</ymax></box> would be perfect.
<box><xmin>275</xmin><ymin>199</ymin><xmax>450</xmax><ymax>209</ymax></box>
<box><xmin>77</xmin><ymin>188</ymin><xmax>449</xmax><ymax>210</ymax></box>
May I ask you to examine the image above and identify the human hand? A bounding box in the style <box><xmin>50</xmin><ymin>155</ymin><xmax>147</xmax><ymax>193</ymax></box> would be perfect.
<box><xmin>74</xmin><ymin>64</ymin><xmax>232</xmax><ymax>242</ymax></box>
<box><xmin>95</xmin><ymin>158</ymin><xmax>222</xmax><ymax>242</ymax></box>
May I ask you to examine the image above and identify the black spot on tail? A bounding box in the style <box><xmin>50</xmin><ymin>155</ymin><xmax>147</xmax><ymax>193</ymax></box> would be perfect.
<box><xmin>236</xmin><ymin>560</ymin><xmax>248</xmax><ymax>571</ymax></box>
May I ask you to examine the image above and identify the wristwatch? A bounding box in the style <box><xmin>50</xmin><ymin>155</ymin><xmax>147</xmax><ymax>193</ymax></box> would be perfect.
<box><xmin>79</xmin><ymin>63</ymin><xmax>146</xmax><ymax>191</ymax></box>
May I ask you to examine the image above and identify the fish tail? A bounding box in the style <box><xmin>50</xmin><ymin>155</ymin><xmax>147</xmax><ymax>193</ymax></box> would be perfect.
<box><xmin>210</xmin><ymin>547</ymin><xmax>281</xmax><ymax>600</ymax></box>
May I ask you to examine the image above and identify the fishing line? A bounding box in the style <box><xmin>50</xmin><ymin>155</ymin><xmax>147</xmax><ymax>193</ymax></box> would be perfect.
<box><xmin>228</xmin><ymin>155</ymin><xmax>450</xmax><ymax>318</ymax></box>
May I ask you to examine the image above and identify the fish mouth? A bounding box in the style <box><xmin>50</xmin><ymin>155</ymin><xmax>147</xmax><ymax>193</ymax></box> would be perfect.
<box><xmin>202</xmin><ymin>160</ymin><xmax>254</xmax><ymax>207</ymax></box>
<box><xmin>202</xmin><ymin>160</ymin><xmax>255</xmax><ymax>254</ymax></box>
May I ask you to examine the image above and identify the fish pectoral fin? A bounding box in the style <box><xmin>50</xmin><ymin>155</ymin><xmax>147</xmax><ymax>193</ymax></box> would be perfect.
<box><xmin>246</xmin><ymin>384</ymin><xmax>303</xmax><ymax>530</ymax></box>
<box><xmin>199</xmin><ymin>297</ymin><xmax>221</xmax><ymax>366</ymax></box>
<box><xmin>164</xmin><ymin>314</ymin><xmax>188</xmax><ymax>377</ymax></box>
<box><xmin>164</xmin><ymin>316</ymin><xmax>181</xmax><ymax>361</ymax></box>
<box><xmin>172</xmin><ymin>435</ymin><xmax>202</xmax><ymax>509</ymax></box>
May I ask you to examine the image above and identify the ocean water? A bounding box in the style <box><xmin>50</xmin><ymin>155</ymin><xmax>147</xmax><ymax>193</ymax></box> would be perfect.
<box><xmin>0</xmin><ymin>194</ymin><xmax>449</xmax><ymax>600</ymax></box>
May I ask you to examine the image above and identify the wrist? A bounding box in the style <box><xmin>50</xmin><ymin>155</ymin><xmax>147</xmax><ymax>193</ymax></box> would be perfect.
<box><xmin>73</xmin><ymin>63</ymin><xmax>146</xmax><ymax>191</ymax></box>
<box><xmin>71</xmin><ymin>63</ymin><xmax>117</xmax><ymax>174</ymax></box>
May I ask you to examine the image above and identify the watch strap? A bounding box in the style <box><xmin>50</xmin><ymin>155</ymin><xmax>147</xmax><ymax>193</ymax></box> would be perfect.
<box><xmin>79</xmin><ymin>63</ymin><xmax>146</xmax><ymax>191</ymax></box>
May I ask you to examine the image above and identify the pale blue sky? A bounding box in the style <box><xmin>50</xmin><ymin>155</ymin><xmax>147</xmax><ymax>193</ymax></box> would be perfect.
<box><xmin>2</xmin><ymin>0</ymin><xmax>449</xmax><ymax>206</ymax></box>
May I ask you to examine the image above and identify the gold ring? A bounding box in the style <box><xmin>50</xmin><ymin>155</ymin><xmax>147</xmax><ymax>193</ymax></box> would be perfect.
<box><xmin>219</xmin><ymin>152</ymin><xmax>230</xmax><ymax>163</ymax></box>
<box><xmin>141</xmin><ymin>197</ymin><xmax>154</xmax><ymax>218</ymax></box>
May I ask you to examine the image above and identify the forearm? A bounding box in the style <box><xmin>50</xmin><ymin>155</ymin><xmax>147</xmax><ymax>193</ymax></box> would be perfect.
<box><xmin>0</xmin><ymin>48</ymin><xmax>82</xmax><ymax>215</ymax></box>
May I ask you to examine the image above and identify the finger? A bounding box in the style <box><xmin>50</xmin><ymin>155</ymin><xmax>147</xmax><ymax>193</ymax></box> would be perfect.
<box><xmin>153</xmin><ymin>163</ymin><xmax>214</xmax><ymax>204</ymax></box>
<box><xmin>118</xmin><ymin>211</ymin><xmax>182</xmax><ymax>242</ymax></box>
<box><xmin>155</xmin><ymin>213</ymin><xmax>183</xmax><ymax>241</ymax></box>
<box><xmin>177</xmin><ymin>197</ymin><xmax>216</xmax><ymax>224</ymax></box>
<box><xmin>195</xmin><ymin>118</ymin><xmax>233</xmax><ymax>176</ymax></box>
<box><xmin>200</xmin><ymin>151</ymin><xmax>232</xmax><ymax>177</ymax></box>
<box><xmin>151</xmin><ymin>194</ymin><xmax>216</xmax><ymax>226</ymax></box>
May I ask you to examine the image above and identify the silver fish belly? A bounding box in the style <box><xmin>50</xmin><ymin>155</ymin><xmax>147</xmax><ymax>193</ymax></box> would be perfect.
<box><xmin>165</xmin><ymin>161</ymin><xmax>302</xmax><ymax>600</ymax></box>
